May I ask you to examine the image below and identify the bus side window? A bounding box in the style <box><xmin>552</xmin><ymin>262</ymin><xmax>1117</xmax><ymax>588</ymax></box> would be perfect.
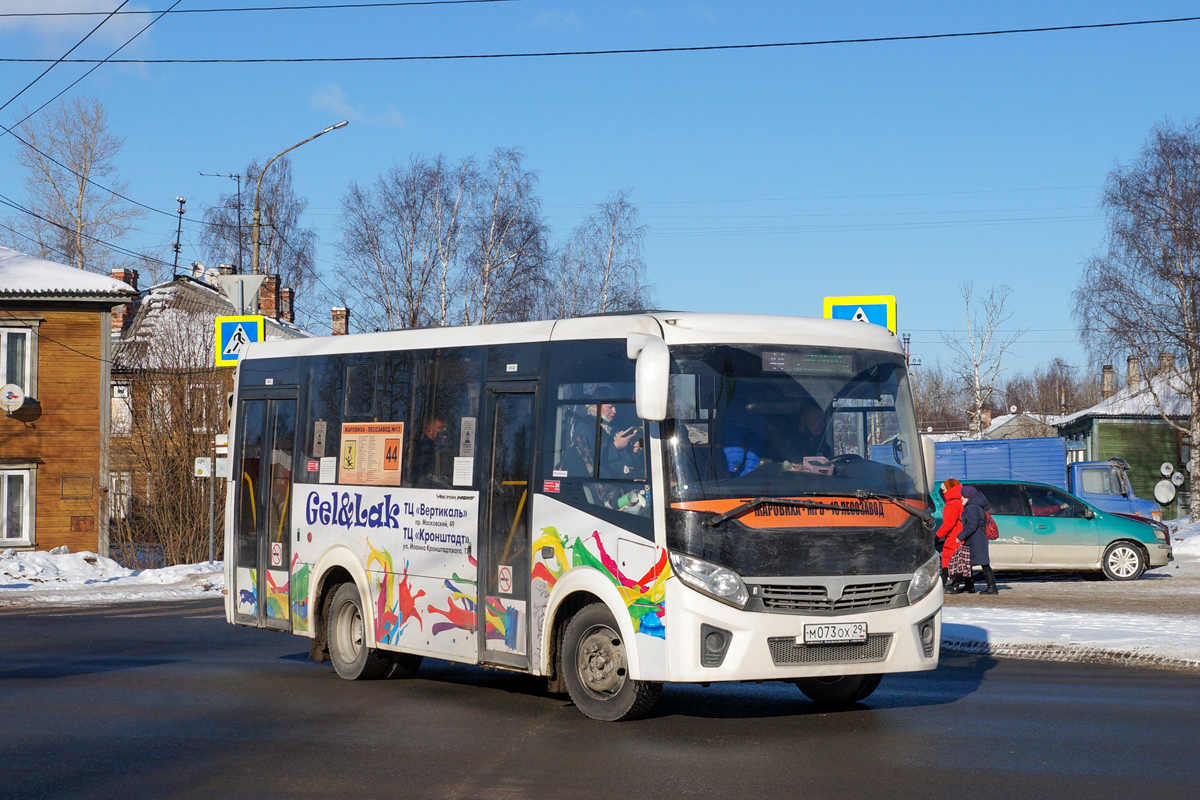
<box><xmin>543</xmin><ymin>340</ymin><xmax>652</xmax><ymax>540</ymax></box>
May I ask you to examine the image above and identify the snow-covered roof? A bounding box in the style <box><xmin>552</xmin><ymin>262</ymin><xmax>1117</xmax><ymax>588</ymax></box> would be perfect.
<box><xmin>114</xmin><ymin>274</ymin><xmax>311</xmax><ymax>371</ymax></box>
<box><xmin>0</xmin><ymin>246</ymin><xmax>137</xmax><ymax>301</ymax></box>
<box><xmin>1055</xmin><ymin>374</ymin><xmax>1190</xmax><ymax>428</ymax></box>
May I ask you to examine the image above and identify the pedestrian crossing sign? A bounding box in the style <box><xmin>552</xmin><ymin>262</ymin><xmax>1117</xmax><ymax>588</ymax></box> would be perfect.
<box><xmin>822</xmin><ymin>295</ymin><xmax>897</xmax><ymax>334</ymax></box>
<box><xmin>215</xmin><ymin>315</ymin><xmax>265</xmax><ymax>367</ymax></box>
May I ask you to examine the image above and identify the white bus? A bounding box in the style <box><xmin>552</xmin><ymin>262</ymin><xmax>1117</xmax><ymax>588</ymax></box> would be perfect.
<box><xmin>224</xmin><ymin>312</ymin><xmax>941</xmax><ymax>720</ymax></box>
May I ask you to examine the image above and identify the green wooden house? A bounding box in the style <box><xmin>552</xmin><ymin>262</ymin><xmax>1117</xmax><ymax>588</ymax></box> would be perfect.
<box><xmin>1054</xmin><ymin>363</ymin><xmax>1189</xmax><ymax>519</ymax></box>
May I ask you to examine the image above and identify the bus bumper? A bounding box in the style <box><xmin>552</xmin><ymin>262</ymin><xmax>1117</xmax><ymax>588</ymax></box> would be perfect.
<box><xmin>661</xmin><ymin>577</ymin><xmax>942</xmax><ymax>684</ymax></box>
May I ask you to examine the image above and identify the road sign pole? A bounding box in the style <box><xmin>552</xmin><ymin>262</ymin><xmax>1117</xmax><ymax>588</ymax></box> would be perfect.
<box><xmin>209</xmin><ymin>449</ymin><xmax>216</xmax><ymax>565</ymax></box>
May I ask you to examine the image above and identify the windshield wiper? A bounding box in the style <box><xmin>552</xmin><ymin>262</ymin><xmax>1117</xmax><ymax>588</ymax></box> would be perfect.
<box><xmin>704</xmin><ymin>491</ymin><xmax>932</xmax><ymax>528</ymax></box>
<box><xmin>852</xmin><ymin>488</ymin><xmax>933</xmax><ymax>527</ymax></box>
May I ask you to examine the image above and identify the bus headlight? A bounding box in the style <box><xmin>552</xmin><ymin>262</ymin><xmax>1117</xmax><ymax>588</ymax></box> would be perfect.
<box><xmin>669</xmin><ymin>552</ymin><xmax>749</xmax><ymax>609</ymax></box>
<box><xmin>907</xmin><ymin>554</ymin><xmax>941</xmax><ymax>604</ymax></box>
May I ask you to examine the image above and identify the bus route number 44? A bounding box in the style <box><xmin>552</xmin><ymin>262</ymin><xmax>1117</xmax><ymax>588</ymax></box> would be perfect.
<box><xmin>802</xmin><ymin>622</ymin><xmax>867</xmax><ymax>645</ymax></box>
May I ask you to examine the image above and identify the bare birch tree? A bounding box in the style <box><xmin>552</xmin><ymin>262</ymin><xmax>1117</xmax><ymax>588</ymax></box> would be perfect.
<box><xmin>9</xmin><ymin>96</ymin><xmax>144</xmax><ymax>271</ymax></box>
<box><xmin>910</xmin><ymin>360</ymin><xmax>968</xmax><ymax>435</ymax></box>
<box><xmin>543</xmin><ymin>189</ymin><xmax>654</xmax><ymax>318</ymax></box>
<box><xmin>461</xmin><ymin>148</ymin><xmax>548</xmax><ymax>325</ymax></box>
<box><xmin>200</xmin><ymin>157</ymin><xmax>317</xmax><ymax>297</ymax></box>
<box><xmin>339</xmin><ymin>155</ymin><xmax>475</xmax><ymax>330</ymax></box>
<box><xmin>944</xmin><ymin>283</ymin><xmax>1022</xmax><ymax>437</ymax></box>
<box><xmin>1075</xmin><ymin>117</ymin><xmax>1200</xmax><ymax>518</ymax></box>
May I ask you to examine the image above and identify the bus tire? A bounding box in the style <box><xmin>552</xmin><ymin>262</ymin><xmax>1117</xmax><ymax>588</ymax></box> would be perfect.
<box><xmin>795</xmin><ymin>673</ymin><xmax>882</xmax><ymax>706</ymax></box>
<box><xmin>327</xmin><ymin>583</ymin><xmax>392</xmax><ymax>680</ymax></box>
<box><xmin>388</xmin><ymin>653</ymin><xmax>424</xmax><ymax>679</ymax></box>
<box><xmin>562</xmin><ymin>603</ymin><xmax>660</xmax><ymax>721</ymax></box>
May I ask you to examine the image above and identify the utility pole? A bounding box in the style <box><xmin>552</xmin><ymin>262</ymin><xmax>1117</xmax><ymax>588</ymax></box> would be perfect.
<box><xmin>172</xmin><ymin>196</ymin><xmax>186</xmax><ymax>273</ymax></box>
<box><xmin>200</xmin><ymin>172</ymin><xmax>245</xmax><ymax>273</ymax></box>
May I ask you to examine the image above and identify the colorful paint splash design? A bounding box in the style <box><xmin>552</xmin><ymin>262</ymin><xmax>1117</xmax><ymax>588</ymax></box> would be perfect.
<box><xmin>290</xmin><ymin>555</ymin><xmax>311</xmax><ymax>633</ymax></box>
<box><xmin>238</xmin><ymin>568</ymin><xmax>257</xmax><ymax>614</ymax></box>
<box><xmin>367</xmin><ymin>539</ymin><xmax>424</xmax><ymax>646</ymax></box>
<box><xmin>533</xmin><ymin>527</ymin><xmax>669</xmax><ymax>638</ymax></box>
<box><xmin>483</xmin><ymin>596</ymin><xmax>521</xmax><ymax>649</ymax></box>
<box><xmin>265</xmin><ymin>570</ymin><xmax>289</xmax><ymax>620</ymax></box>
<box><xmin>428</xmin><ymin>574</ymin><xmax>477</xmax><ymax>637</ymax></box>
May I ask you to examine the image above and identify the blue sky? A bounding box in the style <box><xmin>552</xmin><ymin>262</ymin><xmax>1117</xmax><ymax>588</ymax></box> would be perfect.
<box><xmin>2</xmin><ymin>1</ymin><xmax>1199</xmax><ymax>381</ymax></box>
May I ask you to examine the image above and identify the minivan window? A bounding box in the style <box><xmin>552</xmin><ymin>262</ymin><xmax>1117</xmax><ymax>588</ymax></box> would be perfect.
<box><xmin>1026</xmin><ymin>485</ymin><xmax>1088</xmax><ymax>518</ymax></box>
<box><xmin>973</xmin><ymin>483</ymin><xmax>1028</xmax><ymax>516</ymax></box>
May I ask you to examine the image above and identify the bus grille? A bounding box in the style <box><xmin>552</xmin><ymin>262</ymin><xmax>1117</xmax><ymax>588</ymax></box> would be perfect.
<box><xmin>767</xmin><ymin>634</ymin><xmax>893</xmax><ymax>665</ymax></box>
<box><xmin>756</xmin><ymin>581</ymin><xmax>905</xmax><ymax>614</ymax></box>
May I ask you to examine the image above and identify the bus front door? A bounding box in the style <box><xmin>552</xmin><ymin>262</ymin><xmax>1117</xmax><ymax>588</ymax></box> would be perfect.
<box><xmin>233</xmin><ymin>394</ymin><xmax>297</xmax><ymax>631</ymax></box>
<box><xmin>478</xmin><ymin>382</ymin><xmax>537</xmax><ymax>669</ymax></box>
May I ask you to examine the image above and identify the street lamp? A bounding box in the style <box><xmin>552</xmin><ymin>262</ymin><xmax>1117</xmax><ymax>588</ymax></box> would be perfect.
<box><xmin>250</xmin><ymin>120</ymin><xmax>348</xmax><ymax>275</ymax></box>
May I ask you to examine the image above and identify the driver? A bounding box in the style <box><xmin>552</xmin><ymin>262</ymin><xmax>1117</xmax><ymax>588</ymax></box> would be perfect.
<box><xmin>796</xmin><ymin>399</ymin><xmax>832</xmax><ymax>458</ymax></box>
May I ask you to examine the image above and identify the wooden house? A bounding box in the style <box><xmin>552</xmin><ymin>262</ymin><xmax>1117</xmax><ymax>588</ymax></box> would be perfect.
<box><xmin>0</xmin><ymin>247</ymin><xmax>137</xmax><ymax>553</ymax></box>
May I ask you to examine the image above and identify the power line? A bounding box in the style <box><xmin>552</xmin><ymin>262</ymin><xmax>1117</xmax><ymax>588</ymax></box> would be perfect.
<box><xmin>0</xmin><ymin>191</ymin><xmax>174</xmax><ymax>271</ymax></box>
<box><xmin>4</xmin><ymin>15</ymin><xmax>1198</xmax><ymax>63</ymax></box>
<box><xmin>0</xmin><ymin>0</ymin><xmax>520</xmax><ymax>17</ymax></box>
<box><xmin>0</xmin><ymin>1</ymin><xmax>129</xmax><ymax>116</ymax></box>
<box><xmin>0</xmin><ymin>1</ymin><xmax>191</xmax><ymax>229</ymax></box>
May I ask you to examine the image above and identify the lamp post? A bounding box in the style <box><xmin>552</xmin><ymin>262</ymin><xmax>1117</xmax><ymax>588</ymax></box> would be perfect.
<box><xmin>250</xmin><ymin>120</ymin><xmax>348</xmax><ymax>275</ymax></box>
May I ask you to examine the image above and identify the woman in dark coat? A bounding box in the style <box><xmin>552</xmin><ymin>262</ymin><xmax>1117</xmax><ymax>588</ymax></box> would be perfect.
<box><xmin>957</xmin><ymin>486</ymin><xmax>999</xmax><ymax>594</ymax></box>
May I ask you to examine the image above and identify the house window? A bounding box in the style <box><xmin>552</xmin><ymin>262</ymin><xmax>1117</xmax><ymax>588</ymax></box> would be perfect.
<box><xmin>112</xmin><ymin>384</ymin><xmax>132</xmax><ymax>436</ymax></box>
<box><xmin>110</xmin><ymin>471</ymin><xmax>132</xmax><ymax>521</ymax></box>
<box><xmin>0</xmin><ymin>328</ymin><xmax>33</xmax><ymax>396</ymax></box>
<box><xmin>1</xmin><ymin>467</ymin><xmax>36</xmax><ymax>546</ymax></box>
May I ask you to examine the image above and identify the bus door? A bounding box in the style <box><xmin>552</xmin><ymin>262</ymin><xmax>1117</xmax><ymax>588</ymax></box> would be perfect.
<box><xmin>233</xmin><ymin>392</ymin><xmax>297</xmax><ymax>631</ymax></box>
<box><xmin>478</xmin><ymin>381</ymin><xmax>537</xmax><ymax>669</ymax></box>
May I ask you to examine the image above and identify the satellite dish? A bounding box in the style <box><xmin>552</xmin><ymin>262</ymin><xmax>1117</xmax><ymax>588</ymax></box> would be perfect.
<box><xmin>1172</xmin><ymin>472</ymin><xmax>1185</xmax><ymax>486</ymax></box>
<box><xmin>0</xmin><ymin>384</ymin><xmax>24</xmax><ymax>413</ymax></box>
<box><xmin>1161</xmin><ymin>462</ymin><xmax>1174</xmax><ymax>477</ymax></box>
<box><xmin>1154</xmin><ymin>479</ymin><xmax>1177</xmax><ymax>504</ymax></box>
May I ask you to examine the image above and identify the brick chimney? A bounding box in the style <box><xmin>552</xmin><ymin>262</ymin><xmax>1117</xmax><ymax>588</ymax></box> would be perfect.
<box><xmin>258</xmin><ymin>274</ymin><xmax>279</xmax><ymax>319</ymax></box>
<box><xmin>1127</xmin><ymin>355</ymin><xmax>1140</xmax><ymax>391</ymax></box>
<box><xmin>218</xmin><ymin>263</ymin><xmax>236</xmax><ymax>275</ymax></box>
<box><xmin>331</xmin><ymin>307</ymin><xmax>350</xmax><ymax>336</ymax></box>
<box><xmin>1101</xmin><ymin>365</ymin><xmax>1114</xmax><ymax>398</ymax></box>
<box><xmin>280</xmin><ymin>288</ymin><xmax>295</xmax><ymax>323</ymax></box>
<box><xmin>110</xmin><ymin>267</ymin><xmax>138</xmax><ymax>336</ymax></box>
<box><xmin>1160</xmin><ymin>352</ymin><xmax>1176</xmax><ymax>376</ymax></box>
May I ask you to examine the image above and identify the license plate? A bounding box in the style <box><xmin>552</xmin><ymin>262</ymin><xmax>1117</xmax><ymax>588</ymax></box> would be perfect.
<box><xmin>801</xmin><ymin>622</ymin><xmax>867</xmax><ymax>645</ymax></box>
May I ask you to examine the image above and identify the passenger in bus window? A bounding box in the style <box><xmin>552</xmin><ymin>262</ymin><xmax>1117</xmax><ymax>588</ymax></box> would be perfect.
<box><xmin>560</xmin><ymin>413</ymin><xmax>596</xmax><ymax>476</ymax></box>
<box><xmin>411</xmin><ymin>416</ymin><xmax>449</xmax><ymax>487</ymax></box>
<box><xmin>599</xmin><ymin>403</ymin><xmax>642</xmax><ymax>479</ymax></box>
<box><xmin>723</xmin><ymin>405</ymin><xmax>764</xmax><ymax>477</ymax></box>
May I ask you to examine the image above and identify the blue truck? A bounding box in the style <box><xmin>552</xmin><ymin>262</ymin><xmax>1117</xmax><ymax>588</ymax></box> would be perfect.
<box><xmin>933</xmin><ymin>437</ymin><xmax>1162</xmax><ymax>522</ymax></box>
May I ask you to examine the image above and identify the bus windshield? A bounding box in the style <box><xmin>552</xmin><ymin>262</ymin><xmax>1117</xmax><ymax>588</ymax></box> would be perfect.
<box><xmin>665</xmin><ymin>343</ymin><xmax>926</xmax><ymax>505</ymax></box>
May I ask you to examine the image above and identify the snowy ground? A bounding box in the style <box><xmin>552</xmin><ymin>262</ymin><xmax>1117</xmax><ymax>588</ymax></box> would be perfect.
<box><xmin>3</xmin><ymin>526</ymin><xmax>1200</xmax><ymax>671</ymax></box>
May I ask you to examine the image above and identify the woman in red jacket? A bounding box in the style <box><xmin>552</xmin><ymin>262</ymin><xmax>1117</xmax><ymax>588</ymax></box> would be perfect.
<box><xmin>936</xmin><ymin>479</ymin><xmax>965</xmax><ymax>589</ymax></box>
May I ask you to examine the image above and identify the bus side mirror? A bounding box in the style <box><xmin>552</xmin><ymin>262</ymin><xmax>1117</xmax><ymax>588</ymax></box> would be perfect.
<box><xmin>627</xmin><ymin>333</ymin><xmax>669</xmax><ymax>421</ymax></box>
<box><xmin>920</xmin><ymin>435</ymin><xmax>937</xmax><ymax>489</ymax></box>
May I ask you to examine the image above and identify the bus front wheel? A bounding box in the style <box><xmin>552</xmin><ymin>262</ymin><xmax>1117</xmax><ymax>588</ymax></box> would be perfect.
<box><xmin>795</xmin><ymin>673</ymin><xmax>882</xmax><ymax>706</ymax></box>
<box><xmin>327</xmin><ymin>583</ymin><xmax>393</xmax><ymax>680</ymax></box>
<box><xmin>562</xmin><ymin>603</ymin><xmax>660</xmax><ymax>721</ymax></box>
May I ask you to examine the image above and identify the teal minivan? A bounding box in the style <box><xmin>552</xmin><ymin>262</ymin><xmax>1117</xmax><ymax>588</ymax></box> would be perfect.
<box><xmin>931</xmin><ymin>480</ymin><xmax>1173</xmax><ymax>581</ymax></box>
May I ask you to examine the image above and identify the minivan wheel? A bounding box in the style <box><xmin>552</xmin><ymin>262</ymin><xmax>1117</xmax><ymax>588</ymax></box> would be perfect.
<box><xmin>1102</xmin><ymin>541</ymin><xmax>1146</xmax><ymax>581</ymax></box>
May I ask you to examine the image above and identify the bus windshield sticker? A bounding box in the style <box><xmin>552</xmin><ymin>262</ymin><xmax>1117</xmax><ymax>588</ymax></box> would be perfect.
<box><xmin>339</xmin><ymin>422</ymin><xmax>405</xmax><ymax>486</ymax></box>
<box><xmin>459</xmin><ymin>416</ymin><xmax>477</xmax><ymax>458</ymax></box>
<box><xmin>453</xmin><ymin>457</ymin><xmax>473</xmax><ymax>486</ymax></box>
<box><xmin>318</xmin><ymin>457</ymin><xmax>337</xmax><ymax>484</ymax></box>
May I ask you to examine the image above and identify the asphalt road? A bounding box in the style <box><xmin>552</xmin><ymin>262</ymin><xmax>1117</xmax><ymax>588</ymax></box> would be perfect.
<box><xmin>2</xmin><ymin>599</ymin><xmax>1199</xmax><ymax>800</ymax></box>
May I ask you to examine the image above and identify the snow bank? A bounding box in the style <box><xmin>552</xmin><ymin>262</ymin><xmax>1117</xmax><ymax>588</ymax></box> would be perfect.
<box><xmin>0</xmin><ymin>548</ymin><xmax>224</xmax><ymax>606</ymax></box>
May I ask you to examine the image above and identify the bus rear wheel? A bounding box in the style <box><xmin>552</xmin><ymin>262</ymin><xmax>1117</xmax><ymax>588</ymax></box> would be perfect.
<box><xmin>795</xmin><ymin>673</ymin><xmax>882</xmax><ymax>706</ymax></box>
<box><xmin>328</xmin><ymin>583</ymin><xmax>393</xmax><ymax>680</ymax></box>
<box><xmin>562</xmin><ymin>603</ymin><xmax>660</xmax><ymax>721</ymax></box>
